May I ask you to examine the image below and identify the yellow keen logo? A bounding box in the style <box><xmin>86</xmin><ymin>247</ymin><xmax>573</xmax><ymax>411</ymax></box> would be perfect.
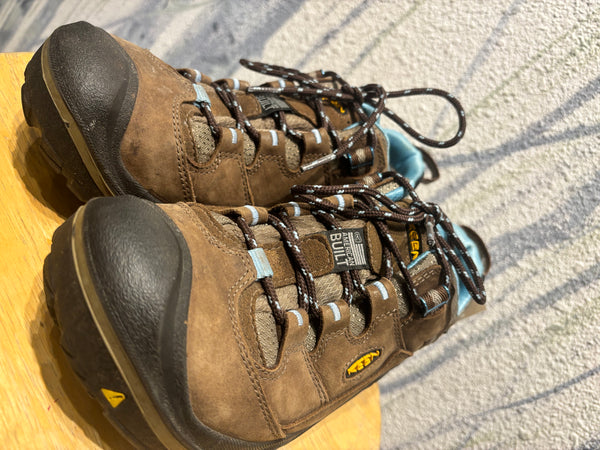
<box><xmin>101</xmin><ymin>388</ymin><xmax>126</xmax><ymax>408</ymax></box>
<box><xmin>407</xmin><ymin>223</ymin><xmax>421</xmax><ymax>261</ymax></box>
<box><xmin>346</xmin><ymin>349</ymin><xmax>381</xmax><ymax>378</ymax></box>
<box><xmin>322</xmin><ymin>97</ymin><xmax>347</xmax><ymax>114</ymax></box>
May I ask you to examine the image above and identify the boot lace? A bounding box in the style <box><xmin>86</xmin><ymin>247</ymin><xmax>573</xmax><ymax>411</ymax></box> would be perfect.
<box><xmin>226</xmin><ymin>171</ymin><xmax>486</xmax><ymax>327</ymax></box>
<box><xmin>187</xmin><ymin>60</ymin><xmax>466</xmax><ymax>180</ymax></box>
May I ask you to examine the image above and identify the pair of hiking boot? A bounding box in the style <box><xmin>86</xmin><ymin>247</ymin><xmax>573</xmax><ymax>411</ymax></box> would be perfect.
<box><xmin>24</xmin><ymin>21</ymin><xmax>489</xmax><ymax>449</ymax></box>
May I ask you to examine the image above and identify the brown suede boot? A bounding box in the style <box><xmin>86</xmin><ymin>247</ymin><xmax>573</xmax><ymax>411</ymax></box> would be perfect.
<box><xmin>44</xmin><ymin>171</ymin><xmax>488</xmax><ymax>448</ymax></box>
<box><xmin>22</xmin><ymin>21</ymin><xmax>466</xmax><ymax>206</ymax></box>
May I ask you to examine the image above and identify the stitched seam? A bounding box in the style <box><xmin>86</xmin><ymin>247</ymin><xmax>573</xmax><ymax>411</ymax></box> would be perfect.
<box><xmin>176</xmin><ymin>203</ymin><xmax>280</xmax><ymax>436</ymax></box>
<box><xmin>179</xmin><ymin>205</ymin><xmax>245</xmax><ymax>256</ymax></box>
<box><xmin>250</xmin><ymin>293</ymin><xmax>270</xmax><ymax>368</ymax></box>
<box><xmin>401</xmin><ymin>312</ymin><xmax>415</xmax><ymax>328</ymax></box>
<box><xmin>186</xmin><ymin>118</ymin><xmax>244</xmax><ymax>174</ymax></box>
<box><xmin>346</xmin><ymin>310</ymin><xmax>398</xmax><ymax>343</ymax></box>
<box><xmin>281</xmin><ymin>352</ymin><xmax>391</xmax><ymax>429</ymax></box>
<box><xmin>374</xmin><ymin>127</ymin><xmax>387</xmax><ymax>171</ymax></box>
<box><xmin>239</xmin><ymin>154</ymin><xmax>253</xmax><ymax>204</ymax></box>
<box><xmin>302</xmin><ymin>350</ymin><xmax>328</xmax><ymax>404</ymax></box>
<box><xmin>310</xmin><ymin>328</ymin><xmax>346</xmax><ymax>361</ymax></box>
<box><xmin>143</xmin><ymin>48</ymin><xmax>188</xmax><ymax>89</ymax></box>
<box><xmin>173</xmin><ymin>95</ymin><xmax>194</xmax><ymax>201</ymax></box>
<box><xmin>393</xmin><ymin>310</ymin><xmax>405</xmax><ymax>350</ymax></box>
<box><xmin>412</xmin><ymin>266</ymin><xmax>439</xmax><ymax>285</ymax></box>
<box><xmin>247</xmin><ymin>154</ymin><xmax>312</xmax><ymax>178</ymax></box>
<box><xmin>252</xmin><ymin>313</ymin><xmax>310</xmax><ymax>380</ymax></box>
<box><xmin>365</xmin><ymin>224</ymin><xmax>381</xmax><ymax>272</ymax></box>
<box><xmin>184</xmin><ymin>114</ymin><xmax>227</xmax><ymax>172</ymax></box>
<box><xmin>253</xmin><ymin>349</ymin><xmax>291</xmax><ymax>380</ymax></box>
<box><xmin>278</xmin><ymin>375</ymin><xmax>376</xmax><ymax>430</ymax></box>
<box><xmin>311</xmin><ymin>310</ymin><xmax>398</xmax><ymax>361</ymax></box>
<box><xmin>227</xmin><ymin>270</ymin><xmax>281</xmax><ymax>437</ymax></box>
<box><xmin>189</xmin><ymin>152</ymin><xmax>238</xmax><ymax>175</ymax></box>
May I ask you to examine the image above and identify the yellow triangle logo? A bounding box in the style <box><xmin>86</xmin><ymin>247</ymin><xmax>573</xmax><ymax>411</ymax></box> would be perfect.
<box><xmin>101</xmin><ymin>388</ymin><xmax>126</xmax><ymax>408</ymax></box>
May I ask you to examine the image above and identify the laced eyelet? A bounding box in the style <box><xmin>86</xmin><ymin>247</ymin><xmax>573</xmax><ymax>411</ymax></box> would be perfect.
<box><xmin>187</xmin><ymin>59</ymin><xmax>467</xmax><ymax>176</ymax></box>
<box><xmin>226</xmin><ymin>170</ymin><xmax>486</xmax><ymax>328</ymax></box>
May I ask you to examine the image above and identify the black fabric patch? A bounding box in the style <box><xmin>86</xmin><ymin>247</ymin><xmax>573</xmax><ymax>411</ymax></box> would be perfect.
<box><xmin>255</xmin><ymin>94</ymin><xmax>293</xmax><ymax>116</ymax></box>
<box><xmin>325</xmin><ymin>228</ymin><xmax>369</xmax><ymax>272</ymax></box>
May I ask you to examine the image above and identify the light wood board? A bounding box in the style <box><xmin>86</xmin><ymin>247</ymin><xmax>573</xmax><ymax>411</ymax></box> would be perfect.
<box><xmin>0</xmin><ymin>52</ymin><xmax>380</xmax><ymax>449</ymax></box>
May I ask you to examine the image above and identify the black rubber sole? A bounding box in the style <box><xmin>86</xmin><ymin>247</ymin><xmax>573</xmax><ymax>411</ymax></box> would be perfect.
<box><xmin>22</xmin><ymin>21</ymin><xmax>158</xmax><ymax>202</ymax></box>
<box><xmin>44</xmin><ymin>212</ymin><xmax>168</xmax><ymax>449</ymax></box>
<box><xmin>22</xmin><ymin>45</ymin><xmax>104</xmax><ymax>201</ymax></box>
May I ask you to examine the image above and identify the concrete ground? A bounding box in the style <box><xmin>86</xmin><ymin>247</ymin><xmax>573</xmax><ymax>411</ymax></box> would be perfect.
<box><xmin>2</xmin><ymin>0</ymin><xmax>599</xmax><ymax>448</ymax></box>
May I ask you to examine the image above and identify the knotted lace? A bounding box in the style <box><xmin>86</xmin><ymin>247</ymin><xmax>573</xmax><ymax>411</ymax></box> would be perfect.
<box><xmin>189</xmin><ymin>59</ymin><xmax>466</xmax><ymax>178</ymax></box>
<box><xmin>226</xmin><ymin>171</ymin><xmax>486</xmax><ymax>327</ymax></box>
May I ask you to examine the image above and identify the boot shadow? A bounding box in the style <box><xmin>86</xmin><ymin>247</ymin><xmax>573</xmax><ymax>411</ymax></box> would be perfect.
<box><xmin>13</xmin><ymin>119</ymin><xmax>82</xmax><ymax>219</ymax></box>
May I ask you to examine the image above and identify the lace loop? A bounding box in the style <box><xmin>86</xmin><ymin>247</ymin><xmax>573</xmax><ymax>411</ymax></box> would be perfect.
<box><xmin>240</xmin><ymin>60</ymin><xmax>466</xmax><ymax>168</ymax></box>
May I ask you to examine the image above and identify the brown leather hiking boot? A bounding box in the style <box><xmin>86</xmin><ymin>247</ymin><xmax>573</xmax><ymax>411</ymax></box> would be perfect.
<box><xmin>22</xmin><ymin>21</ymin><xmax>466</xmax><ymax>206</ymax></box>
<box><xmin>44</xmin><ymin>172</ymin><xmax>488</xmax><ymax>448</ymax></box>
